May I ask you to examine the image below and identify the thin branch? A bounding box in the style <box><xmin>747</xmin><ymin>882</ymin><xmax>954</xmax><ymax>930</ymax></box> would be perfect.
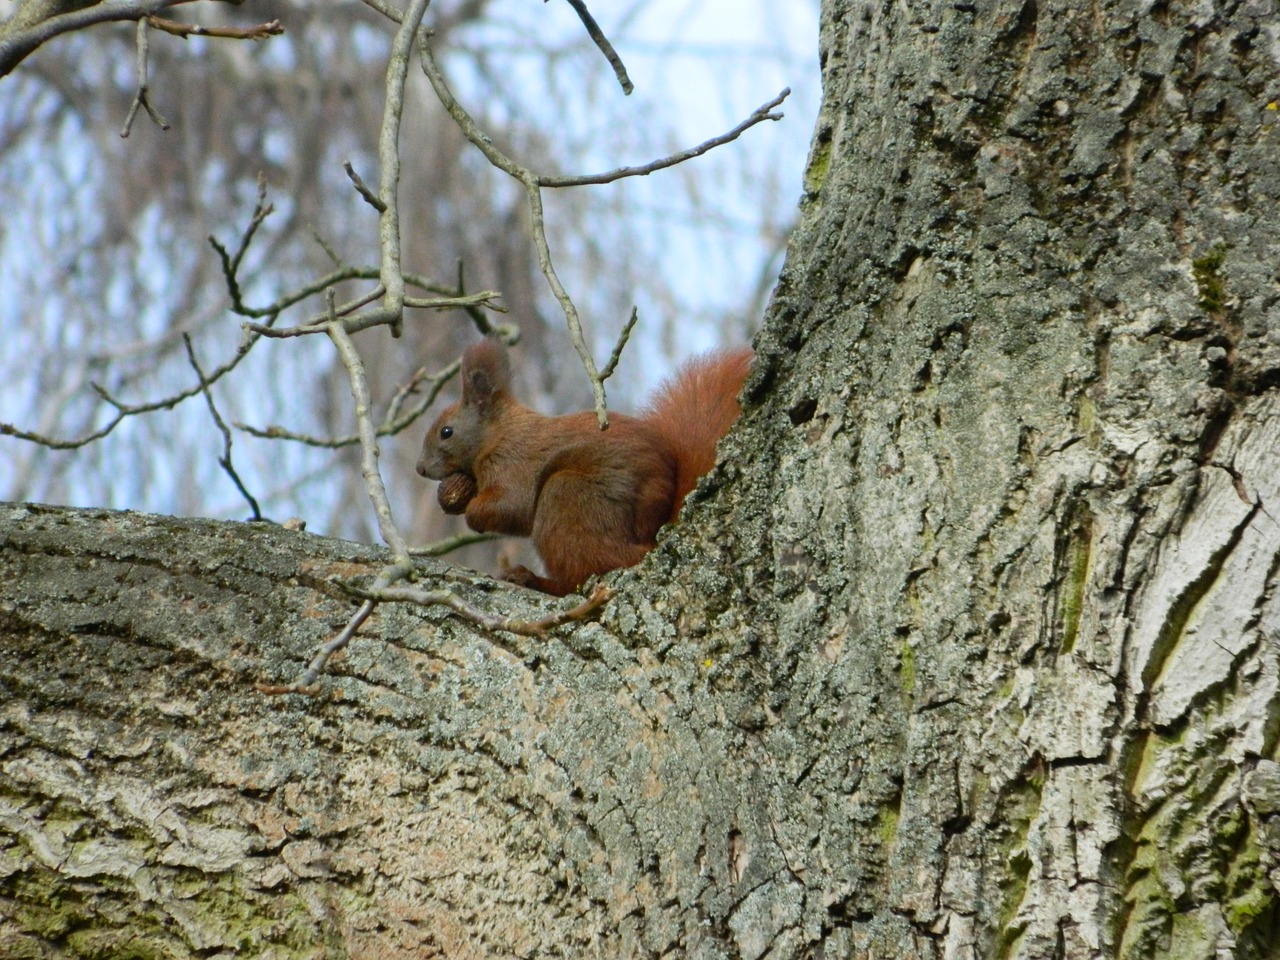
<box><xmin>344</xmin><ymin>160</ymin><xmax>386</xmax><ymax>212</ymax></box>
<box><xmin>455</xmin><ymin>258</ymin><xmax>492</xmax><ymax>334</ymax></box>
<box><xmin>326</xmin><ymin>322</ymin><xmax>412</xmax><ymax>563</ymax></box>
<box><xmin>409</xmin><ymin>531</ymin><xmax>499</xmax><ymax>557</ymax></box>
<box><xmin>350</xmin><ymin>582</ymin><xmax>615</xmax><ymax>639</ymax></box>
<box><xmin>183</xmin><ymin>334</ymin><xmax>262</xmax><ymax>520</ymax></box>
<box><xmin>374</xmin><ymin>0</ymin><xmax>430</xmax><ymax>338</ymax></box>
<box><xmin>308</xmin><ymin>225</ymin><xmax>344</xmax><ymax>269</ymax></box>
<box><xmin>599</xmin><ymin>306</ymin><xmax>639</xmax><ymax>381</ymax></box>
<box><xmin>336</xmin><ymin>283</ymin><xmax>386</xmax><ymax>318</ymax></box>
<box><xmin>146</xmin><ymin>14</ymin><xmax>283</xmax><ymax>40</ymax></box>
<box><xmin>539</xmin><ymin>88</ymin><xmax>790</xmax><ymax>188</ymax></box>
<box><xmin>212</xmin><ymin>195</ymin><xmax>502</xmax><ymax>322</ymax></box>
<box><xmin>258</xmin><ymin>315</ymin><xmax>426</xmax><ymax>694</ymax></box>
<box><xmin>522</xmin><ymin>181</ymin><xmax>609</xmax><ymax>423</ymax></box>
<box><xmin>357</xmin><ymin>0</ymin><xmax>404</xmax><ymax>21</ymax></box>
<box><xmin>214</xmin><ymin>260</ymin><xmax>359</xmax><ymax>319</ymax></box>
<box><xmin>257</xmin><ymin>581</ymin><xmax>613</xmax><ymax>696</ymax></box>
<box><xmin>234</xmin><ymin>322</ymin><xmax>518</xmax><ymax>449</ymax></box>
<box><xmin>384</xmin><ymin>357</ymin><xmax>449</xmax><ymax>425</ymax></box>
<box><xmin>255</xmin><ymin>592</ymin><xmax>380</xmax><ymax>696</ymax></box>
<box><xmin>208</xmin><ymin>174</ymin><xmax>274</xmax><ymax>314</ymax></box>
<box><xmin>0</xmin><ymin>313</ymin><xmax>278</xmax><ymax>449</ymax></box>
<box><xmin>561</xmin><ymin>0</ymin><xmax>632</xmax><ymax>95</ymax></box>
<box><xmin>259</xmin><ymin>289</ymin><xmax>414</xmax><ymax>692</ymax></box>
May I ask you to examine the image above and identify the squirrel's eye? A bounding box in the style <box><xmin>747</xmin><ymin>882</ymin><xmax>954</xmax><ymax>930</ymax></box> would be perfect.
<box><xmin>439</xmin><ymin>425</ymin><xmax>454</xmax><ymax>440</ymax></box>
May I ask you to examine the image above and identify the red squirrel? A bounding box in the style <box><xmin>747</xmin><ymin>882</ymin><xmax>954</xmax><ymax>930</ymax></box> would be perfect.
<box><xmin>416</xmin><ymin>338</ymin><xmax>752</xmax><ymax>596</ymax></box>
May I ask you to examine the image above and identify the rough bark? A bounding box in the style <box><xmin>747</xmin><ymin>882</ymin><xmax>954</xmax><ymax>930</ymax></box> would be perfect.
<box><xmin>3</xmin><ymin>0</ymin><xmax>1280</xmax><ymax>959</ymax></box>
<box><xmin>711</xmin><ymin>0</ymin><xmax>1280</xmax><ymax>955</ymax></box>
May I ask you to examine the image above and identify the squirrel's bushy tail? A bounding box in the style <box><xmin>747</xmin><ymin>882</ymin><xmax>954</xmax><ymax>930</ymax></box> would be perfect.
<box><xmin>643</xmin><ymin>347</ymin><xmax>753</xmax><ymax>521</ymax></box>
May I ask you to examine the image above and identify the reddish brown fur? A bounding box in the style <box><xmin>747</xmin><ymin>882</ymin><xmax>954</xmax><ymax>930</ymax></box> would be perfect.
<box><xmin>643</xmin><ymin>347</ymin><xmax>753</xmax><ymax>519</ymax></box>
<box><xmin>417</xmin><ymin>339</ymin><xmax>751</xmax><ymax>595</ymax></box>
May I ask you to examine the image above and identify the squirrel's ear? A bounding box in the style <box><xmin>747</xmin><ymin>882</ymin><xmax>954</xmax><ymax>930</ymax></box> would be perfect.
<box><xmin>461</xmin><ymin>338</ymin><xmax>511</xmax><ymax>410</ymax></box>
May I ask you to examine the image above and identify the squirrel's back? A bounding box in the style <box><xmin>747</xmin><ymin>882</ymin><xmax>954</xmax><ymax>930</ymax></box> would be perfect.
<box><xmin>643</xmin><ymin>347</ymin><xmax>753</xmax><ymax>520</ymax></box>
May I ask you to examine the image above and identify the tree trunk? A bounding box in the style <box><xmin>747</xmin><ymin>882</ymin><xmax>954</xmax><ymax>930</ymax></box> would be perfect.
<box><xmin>4</xmin><ymin>0</ymin><xmax>1280</xmax><ymax>958</ymax></box>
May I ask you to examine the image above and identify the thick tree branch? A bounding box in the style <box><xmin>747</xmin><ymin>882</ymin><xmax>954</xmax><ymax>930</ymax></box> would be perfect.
<box><xmin>1</xmin><ymin>0</ymin><xmax>185</xmax><ymax>77</ymax></box>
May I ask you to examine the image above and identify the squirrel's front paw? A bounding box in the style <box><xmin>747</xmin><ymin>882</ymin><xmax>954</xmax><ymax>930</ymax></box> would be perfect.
<box><xmin>501</xmin><ymin>564</ymin><xmax>542</xmax><ymax>588</ymax></box>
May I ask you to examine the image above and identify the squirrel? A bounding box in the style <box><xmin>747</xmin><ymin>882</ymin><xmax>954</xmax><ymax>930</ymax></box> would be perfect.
<box><xmin>416</xmin><ymin>338</ymin><xmax>752</xmax><ymax>596</ymax></box>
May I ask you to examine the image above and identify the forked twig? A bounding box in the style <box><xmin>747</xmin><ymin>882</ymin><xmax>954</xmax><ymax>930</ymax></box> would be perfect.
<box><xmin>121</xmin><ymin>18</ymin><xmax>169</xmax><ymax>137</ymax></box>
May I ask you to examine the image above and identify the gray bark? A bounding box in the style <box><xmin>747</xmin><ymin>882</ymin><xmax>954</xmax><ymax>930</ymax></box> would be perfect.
<box><xmin>4</xmin><ymin>0</ymin><xmax>1280</xmax><ymax>958</ymax></box>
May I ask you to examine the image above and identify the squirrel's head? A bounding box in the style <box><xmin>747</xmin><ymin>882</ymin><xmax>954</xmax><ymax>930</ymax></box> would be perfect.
<box><xmin>415</xmin><ymin>338</ymin><xmax>512</xmax><ymax>479</ymax></box>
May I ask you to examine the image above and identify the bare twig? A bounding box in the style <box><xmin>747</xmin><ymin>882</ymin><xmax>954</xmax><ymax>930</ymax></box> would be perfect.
<box><xmin>455</xmin><ymin>258</ymin><xmax>492</xmax><ymax>333</ymax></box>
<box><xmin>561</xmin><ymin>0</ymin><xmax>632</xmax><ymax>95</ymax></box>
<box><xmin>308</xmin><ymin>225</ymin><xmax>344</xmax><ymax>269</ymax></box>
<box><xmin>540</xmin><ymin>88</ymin><xmax>791</xmax><ymax>188</ymax></box>
<box><xmin>522</xmin><ymin>182</ymin><xmax>609</xmax><ymax>422</ymax></box>
<box><xmin>327</xmin><ymin>322</ymin><xmax>412</xmax><ymax>562</ymax></box>
<box><xmin>257</xmin><ymin>581</ymin><xmax>614</xmax><ymax>696</ymax></box>
<box><xmin>212</xmin><ymin>208</ymin><xmax>503</xmax><ymax>322</ymax></box>
<box><xmin>599</xmin><ymin>306</ymin><xmax>639</xmax><ymax>381</ymax></box>
<box><xmin>235</xmin><ymin>322</ymin><xmax>518</xmax><ymax>448</ymax></box>
<box><xmin>409</xmin><ymin>531</ymin><xmax>499</xmax><ymax>557</ymax></box>
<box><xmin>121</xmin><ymin>18</ymin><xmax>170</xmax><ymax>137</ymax></box>
<box><xmin>256</xmin><ymin>590</ymin><xmax>381</xmax><ymax>695</ymax></box>
<box><xmin>208</xmin><ymin>174</ymin><xmax>275</xmax><ymax>313</ymax></box>
<box><xmin>183</xmin><ymin>334</ymin><xmax>262</xmax><ymax>520</ymax></box>
<box><xmin>357</xmin><ymin>0</ymin><xmax>404</xmax><ymax>21</ymax></box>
<box><xmin>147</xmin><ymin>15</ymin><xmax>283</xmax><ymax>40</ymax></box>
<box><xmin>259</xmin><ymin>313</ymin><xmax>423</xmax><ymax>694</ymax></box>
<box><xmin>349</xmin><ymin>582</ymin><xmax>615</xmax><ymax>638</ymax></box>
<box><xmin>344</xmin><ymin>161</ymin><xmax>386</xmax><ymax>212</ymax></box>
<box><xmin>214</xmin><ymin>177</ymin><xmax>492</xmax><ymax>334</ymax></box>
